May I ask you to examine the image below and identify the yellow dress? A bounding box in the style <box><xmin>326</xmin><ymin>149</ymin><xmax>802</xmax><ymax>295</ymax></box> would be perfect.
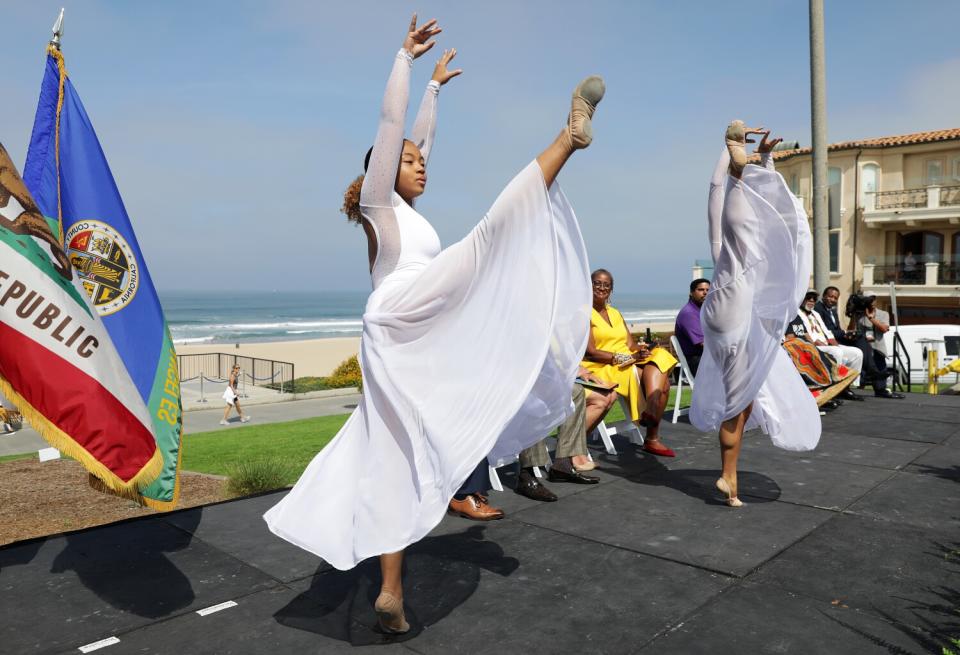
<box><xmin>582</xmin><ymin>305</ymin><xmax>678</xmax><ymax>421</ymax></box>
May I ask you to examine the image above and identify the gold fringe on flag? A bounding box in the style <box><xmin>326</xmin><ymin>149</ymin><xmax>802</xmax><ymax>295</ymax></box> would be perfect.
<box><xmin>88</xmin><ymin>435</ymin><xmax>184</xmax><ymax>511</ymax></box>
<box><xmin>0</xmin><ymin>374</ymin><xmax>164</xmax><ymax>495</ymax></box>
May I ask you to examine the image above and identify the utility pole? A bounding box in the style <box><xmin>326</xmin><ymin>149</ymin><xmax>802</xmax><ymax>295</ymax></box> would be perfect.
<box><xmin>809</xmin><ymin>0</ymin><xmax>829</xmax><ymax>291</ymax></box>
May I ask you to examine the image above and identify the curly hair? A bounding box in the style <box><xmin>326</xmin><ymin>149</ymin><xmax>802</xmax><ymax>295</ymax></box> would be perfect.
<box><xmin>341</xmin><ymin>174</ymin><xmax>365</xmax><ymax>225</ymax></box>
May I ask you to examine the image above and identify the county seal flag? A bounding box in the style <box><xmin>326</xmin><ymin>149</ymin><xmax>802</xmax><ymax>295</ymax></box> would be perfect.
<box><xmin>21</xmin><ymin>46</ymin><xmax>183</xmax><ymax>509</ymax></box>
<box><xmin>0</xmin><ymin>143</ymin><xmax>162</xmax><ymax>493</ymax></box>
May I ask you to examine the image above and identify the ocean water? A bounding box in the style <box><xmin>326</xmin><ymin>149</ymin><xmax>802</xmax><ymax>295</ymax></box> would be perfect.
<box><xmin>161</xmin><ymin>290</ymin><xmax>683</xmax><ymax>345</ymax></box>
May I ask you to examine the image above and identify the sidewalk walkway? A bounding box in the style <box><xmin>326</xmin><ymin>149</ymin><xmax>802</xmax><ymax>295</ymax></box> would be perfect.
<box><xmin>1</xmin><ymin>393</ymin><xmax>957</xmax><ymax>653</ymax></box>
<box><xmin>0</xmin><ymin>391</ymin><xmax>362</xmax><ymax>457</ymax></box>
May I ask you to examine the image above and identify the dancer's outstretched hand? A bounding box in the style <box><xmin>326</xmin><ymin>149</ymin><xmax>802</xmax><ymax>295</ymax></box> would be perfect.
<box><xmin>403</xmin><ymin>14</ymin><xmax>441</xmax><ymax>59</ymax></box>
<box><xmin>756</xmin><ymin>130</ymin><xmax>783</xmax><ymax>153</ymax></box>
<box><xmin>432</xmin><ymin>48</ymin><xmax>463</xmax><ymax>85</ymax></box>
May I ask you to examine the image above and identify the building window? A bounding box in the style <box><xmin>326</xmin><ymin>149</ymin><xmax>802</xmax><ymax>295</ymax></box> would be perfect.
<box><xmin>861</xmin><ymin>163</ymin><xmax>879</xmax><ymax>210</ymax></box>
<box><xmin>828</xmin><ymin>166</ymin><xmax>842</xmax><ymax>273</ymax></box>
<box><xmin>925</xmin><ymin>159</ymin><xmax>944</xmax><ymax>186</ymax></box>
<box><xmin>952</xmin><ymin>157</ymin><xmax>960</xmax><ymax>182</ymax></box>
<box><xmin>790</xmin><ymin>173</ymin><xmax>799</xmax><ymax>195</ymax></box>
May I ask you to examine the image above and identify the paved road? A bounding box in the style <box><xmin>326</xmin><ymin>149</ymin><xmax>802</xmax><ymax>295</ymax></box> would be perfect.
<box><xmin>0</xmin><ymin>394</ymin><xmax>362</xmax><ymax>457</ymax></box>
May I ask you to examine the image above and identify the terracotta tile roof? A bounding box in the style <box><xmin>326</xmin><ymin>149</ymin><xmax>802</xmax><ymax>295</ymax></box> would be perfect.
<box><xmin>748</xmin><ymin>127</ymin><xmax>960</xmax><ymax>162</ymax></box>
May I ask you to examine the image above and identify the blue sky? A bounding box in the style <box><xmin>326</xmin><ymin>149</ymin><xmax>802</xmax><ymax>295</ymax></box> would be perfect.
<box><xmin>2</xmin><ymin>1</ymin><xmax>958</xmax><ymax>293</ymax></box>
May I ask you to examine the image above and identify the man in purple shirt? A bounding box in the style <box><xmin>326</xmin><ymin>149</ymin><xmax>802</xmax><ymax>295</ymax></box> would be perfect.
<box><xmin>674</xmin><ymin>278</ymin><xmax>709</xmax><ymax>376</ymax></box>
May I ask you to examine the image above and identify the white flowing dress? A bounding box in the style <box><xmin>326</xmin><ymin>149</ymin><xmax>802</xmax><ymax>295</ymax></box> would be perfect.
<box><xmin>690</xmin><ymin>150</ymin><xmax>821</xmax><ymax>451</ymax></box>
<box><xmin>264</xmin><ymin>50</ymin><xmax>591</xmax><ymax>570</ymax></box>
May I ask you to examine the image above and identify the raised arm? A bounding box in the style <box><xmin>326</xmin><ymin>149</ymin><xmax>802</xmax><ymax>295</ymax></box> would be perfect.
<box><xmin>410</xmin><ymin>48</ymin><xmax>461</xmax><ymax>165</ymax></box>
<box><xmin>360</xmin><ymin>16</ymin><xmax>442</xmax><ymax>209</ymax></box>
<box><xmin>707</xmin><ymin>148</ymin><xmax>729</xmax><ymax>265</ymax></box>
<box><xmin>756</xmin><ymin>131</ymin><xmax>782</xmax><ymax>172</ymax></box>
<box><xmin>410</xmin><ymin>80</ymin><xmax>441</xmax><ymax>164</ymax></box>
<box><xmin>360</xmin><ymin>50</ymin><xmax>414</xmax><ymax>208</ymax></box>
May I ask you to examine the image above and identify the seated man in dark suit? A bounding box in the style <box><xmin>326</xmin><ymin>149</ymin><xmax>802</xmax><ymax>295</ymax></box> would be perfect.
<box><xmin>815</xmin><ymin>286</ymin><xmax>901</xmax><ymax>399</ymax></box>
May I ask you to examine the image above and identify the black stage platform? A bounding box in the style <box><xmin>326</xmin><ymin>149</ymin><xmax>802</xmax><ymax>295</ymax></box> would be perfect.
<box><xmin>2</xmin><ymin>393</ymin><xmax>958</xmax><ymax>654</ymax></box>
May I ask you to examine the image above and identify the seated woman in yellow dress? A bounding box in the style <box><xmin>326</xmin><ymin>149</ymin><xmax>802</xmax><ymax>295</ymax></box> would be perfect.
<box><xmin>582</xmin><ymin>269</ymin><xmax>678</xmax><ymax>457</ymax></box>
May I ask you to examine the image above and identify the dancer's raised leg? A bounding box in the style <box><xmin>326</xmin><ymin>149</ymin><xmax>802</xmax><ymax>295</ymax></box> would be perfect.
<box><xmin>716</xmin><ymin>402</ymin><xmax>752</xmax><ymax>507</ymax></box>
<box><xmin>376</xmin><ymin>551</ymin><xmax>409</xmax><ymax>633</ymax></box>
<box><xmin>537</xmin><ymin>76</ymin><xmax>605</xmax><ymax>188</ymax></box>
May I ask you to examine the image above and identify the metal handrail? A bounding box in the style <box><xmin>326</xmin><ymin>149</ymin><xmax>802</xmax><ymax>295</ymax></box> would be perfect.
<box><xmin>891</xmin><ymin>331</ymin><xmax>912</xmax><ymax>393</ymax></box>
<box><xmin>177</xmin><ymin>352</ymin><xmax>296</xmax><ymax>398</ymax></box>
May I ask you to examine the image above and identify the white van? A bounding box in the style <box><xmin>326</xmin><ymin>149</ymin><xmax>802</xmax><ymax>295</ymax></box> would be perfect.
<box><xmin>884</xmin><ymin>324</ymin><xmax>960</xmax><ymax>386</ymax></box>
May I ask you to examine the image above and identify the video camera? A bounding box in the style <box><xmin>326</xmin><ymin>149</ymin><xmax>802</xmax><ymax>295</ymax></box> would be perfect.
<box><xmin>844</xmin><ymin>292</ymin><xmax>875</xmax><ymax>319</ymax></box>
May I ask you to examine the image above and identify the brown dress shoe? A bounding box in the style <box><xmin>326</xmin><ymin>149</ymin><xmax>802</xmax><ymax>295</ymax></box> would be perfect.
<box><xmin>448</xmin><ymin>493</ymin><xmax>505</xmax><ymax>521</ymax></box>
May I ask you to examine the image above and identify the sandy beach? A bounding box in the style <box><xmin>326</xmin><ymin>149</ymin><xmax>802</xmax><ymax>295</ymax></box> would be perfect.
<box><xmin>174</xmin><ymin>321</ymin><xmax>675</xmax><ymax>378</ymax></box>
<box><xmin>176</xmin><ymin>337</ymin><xmax>362</xmax><ymax>378</ymax></box>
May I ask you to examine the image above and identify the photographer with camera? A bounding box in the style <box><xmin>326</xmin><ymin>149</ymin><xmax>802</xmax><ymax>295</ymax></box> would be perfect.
<box><xmin>815</xmin><ymin>287</ymin><xmax>903</xmax><ymax>399</ymax></box>
<box><xmin>848</xmin><ymin>294</ymin><xmax>904</xmax><ymax>399</ymax></box>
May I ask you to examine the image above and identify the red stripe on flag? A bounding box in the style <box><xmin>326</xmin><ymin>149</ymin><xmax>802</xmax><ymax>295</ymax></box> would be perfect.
<box><xmin>0</xmin><ymin>322</ymin><xmax>157</xmax><ymax>483</ymax></box>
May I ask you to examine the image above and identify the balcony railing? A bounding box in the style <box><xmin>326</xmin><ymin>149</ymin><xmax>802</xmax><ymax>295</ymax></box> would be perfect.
<box><xmin>870</xmin><ymin>264</ymin><xmax>925</xmax><ymax>285</ymax></box>
<box><xmin>942</xmin><ymin>185</ymin><xmax>960</xmax><ymax>206</ymax></box>
<box><xmin>863</xmin><ymin>261</ymin><xmax>960</xmax><ymax>287</ymax></box>
<box><xmin>940</xmin><ymin>262</ymin><xmax>960</xmax><ymax>285</ymax></box>
<box><xmin>868</xmin><ymin>184</ymin><xmax>960</xmax><ymax>210</ymax></box>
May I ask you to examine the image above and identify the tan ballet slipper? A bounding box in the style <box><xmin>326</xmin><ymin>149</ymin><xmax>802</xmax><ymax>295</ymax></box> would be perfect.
<box><xmin>725</xmin><ymin>120</ymin><xmax>748</xmax><ymax>178</ymax></box>
<box><xmin>566</xmin><ymin>75</ymin><xmax>606</xmax><ymax>150</ymax></box>
<box><xmin>715</xmin><ymin>477</ymin><xmax>743</xmax><ymax>508</ymax></box>
<box><xmin>374</xmin><ymin>591</ymin><xmax>410</xmax><ymax>634</ymax></box>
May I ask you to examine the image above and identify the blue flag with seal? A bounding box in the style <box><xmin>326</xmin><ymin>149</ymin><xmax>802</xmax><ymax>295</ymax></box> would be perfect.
<box><xmin>23</xmin><ymin>46</ymin><xmax>183</xmax><ymax>510</ymax></box>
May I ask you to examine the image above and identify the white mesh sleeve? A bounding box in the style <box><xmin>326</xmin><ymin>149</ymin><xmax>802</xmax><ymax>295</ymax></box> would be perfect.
<box><xmin>360</xmin><ymin>50</ymin><xmax>413</xmax><ymax>209</ymax></box>
<box><xmin>411</xmin><ymin>81</ymin><xmax>440</xmax><ymax>165</ymax></box>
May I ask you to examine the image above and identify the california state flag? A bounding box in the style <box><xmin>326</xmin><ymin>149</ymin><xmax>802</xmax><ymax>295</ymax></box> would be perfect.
<box><xmin>0</xmin><ymin>142</ymin><xmax>161</xmax><ymax>493</ymax></box>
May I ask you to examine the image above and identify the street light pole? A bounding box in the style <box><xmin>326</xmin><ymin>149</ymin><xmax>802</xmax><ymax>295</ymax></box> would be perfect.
<box><xmin>809</xmin><ymin>0</ymin><xmax>829</xmax><ymax>291</ymax></box>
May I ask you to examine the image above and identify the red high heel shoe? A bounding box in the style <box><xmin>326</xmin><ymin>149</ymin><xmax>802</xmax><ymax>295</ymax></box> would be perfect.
<box><xmin>643</xmin><ymin>440</ymin><xmax>675</xmax><ymax>457</ymax></box>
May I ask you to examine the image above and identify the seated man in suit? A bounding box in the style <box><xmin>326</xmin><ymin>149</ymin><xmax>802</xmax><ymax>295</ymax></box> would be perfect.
<box><xmin>514</xmin><ymin>366</ymin><xmax>617</xmax><ymax>502</ymax></box>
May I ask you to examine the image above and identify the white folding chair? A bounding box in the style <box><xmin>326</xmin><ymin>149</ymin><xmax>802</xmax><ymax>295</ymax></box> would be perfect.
<box><xmin>590</xmin><ymin>367</ymin><xmax>645</xmax><ymax>451</ymax></box>
<box><xmin>670</xmin><ymin>335</ymin><xmax>695</xmax><ymax>423</ymax></box>
<box><xmin>487</xmin><ymin>451</ymin><xmax>551</xmax><ymax>492</ymax></box>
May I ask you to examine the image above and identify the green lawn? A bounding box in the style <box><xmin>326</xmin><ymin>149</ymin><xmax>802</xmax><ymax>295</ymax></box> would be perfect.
<box><xmin>182</xmin><ymin>414</ymin><xmax>350</xmax><ymax>484</ymax></box>
<box><xmin>0</xmin><ymin>452</ymin><xmax>36</xmax><ymax>463</ymax></box>
<box><xmin>180</xmin><ymin>387</ymin><xmax>693</xmax><ymax>482</ymax></box>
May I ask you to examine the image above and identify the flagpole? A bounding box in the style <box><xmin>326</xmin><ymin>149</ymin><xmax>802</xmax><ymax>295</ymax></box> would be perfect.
<box><xmin>50</xmin><ymin>8</ymin><xmax>65</xmax><ymax>50</ymax></box>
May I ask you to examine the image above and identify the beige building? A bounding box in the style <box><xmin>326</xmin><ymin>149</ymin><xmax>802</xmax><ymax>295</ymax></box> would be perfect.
<box><xmin>761</xmin><ymin>128</ymin><xmax>960</xmax><ymax>324</ymax></box>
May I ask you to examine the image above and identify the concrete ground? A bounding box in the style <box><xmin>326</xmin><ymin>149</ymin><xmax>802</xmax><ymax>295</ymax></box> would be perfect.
<box><xmin>0</xmin><ymin>393</ymin><xmax>957</xmax><ymax>654</ymax></box>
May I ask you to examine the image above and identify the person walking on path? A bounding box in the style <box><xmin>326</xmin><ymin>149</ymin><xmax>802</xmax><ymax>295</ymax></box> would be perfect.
<box><xmin>220</xmin><ymin>364</ymin><xmax>250</xmax><ymax>425</ymax></box>
<box><xmin>264</xmin><ymin>15</ymin><xmax>603</xmax><ymax>634</ymax></box>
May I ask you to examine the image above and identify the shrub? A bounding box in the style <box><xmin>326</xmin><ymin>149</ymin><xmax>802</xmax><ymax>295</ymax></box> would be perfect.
<box><xmin>326</xmin><ymin>355</ymin><xmax>363</xmax><ymax>391</ymax></box>
<box><xmin>225</xmin><ymin>458</ymin><xmax>294</xmax><ymax>496</ymax></box>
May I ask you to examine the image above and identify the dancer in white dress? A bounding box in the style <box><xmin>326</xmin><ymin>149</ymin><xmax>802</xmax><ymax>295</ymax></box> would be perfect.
<box><xmin>263</xmin><ymin>15</ymin><xmax>603</xmax><ymax>632</ymax></box>
<box><xmin>690</xmin><ymin>122</ymin><xmax>821</xmax><ymax>507</ymax></box>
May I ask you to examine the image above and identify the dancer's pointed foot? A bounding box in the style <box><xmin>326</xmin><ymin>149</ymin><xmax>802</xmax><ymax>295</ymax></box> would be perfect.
<box><xmin>725</xmin><ymin>120</ymin><xmax>748</xmax><ymax>177</ymax></box>
<box><xmin>567</xmin><ymin>75</ymin><xmax>605</xmax><ymax>149</ymax></box>
<box><xmin>375</xmin><ymin>591</ymin><xmax>410</xmax><ymax>634</ymax></box>
<box><xmin>715</xmin><ymin>477</ymin><xmax>743</xmax><ymax>507</ymax></box>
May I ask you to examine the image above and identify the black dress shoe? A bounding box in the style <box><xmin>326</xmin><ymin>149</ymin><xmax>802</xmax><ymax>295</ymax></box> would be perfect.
<box><xmin>840</xmin><ymin>389</ymin><xmax>864</xmax><ymax>401</ymax></box>
<box><xmin>515</xmin><ymin>475</ymin><xmax>558</xmax><ymax>502</ymax></box>
<box><xmin>547</xmin><ymin>468</ymin><xmax>599</xmax><ymax>484</ymax></box>
<box><xmin>874</xmin><ymin>390</ymin><xmax>905</xmax><ymax>399</ymax></box>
